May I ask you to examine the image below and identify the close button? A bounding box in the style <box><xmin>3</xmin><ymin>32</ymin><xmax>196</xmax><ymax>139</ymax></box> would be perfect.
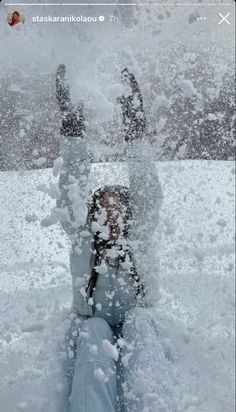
<box><xmin>218</xmin><ymin>12</ymin><xmax>231</xmax><ymax>25</ymax></box>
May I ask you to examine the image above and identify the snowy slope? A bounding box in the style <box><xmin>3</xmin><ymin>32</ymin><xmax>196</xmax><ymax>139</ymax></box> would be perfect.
<box><xmin>0</xmin><ymin>161</ymin><xmax>234</xmax><ymax>412</ymax></box>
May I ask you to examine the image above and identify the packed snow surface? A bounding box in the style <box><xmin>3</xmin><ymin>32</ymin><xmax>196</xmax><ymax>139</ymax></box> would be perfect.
<box><xmin>0</xmin><ymin>161</ymin><xmax>234</xmax><ymax>412</ymax></box>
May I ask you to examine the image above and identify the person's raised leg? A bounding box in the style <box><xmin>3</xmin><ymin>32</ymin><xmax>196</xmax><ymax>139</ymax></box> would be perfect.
<box><xmin>69</xmin><ymin>317</ymin><xmax>117</xmax><ymax>412</ymax></box>
<box><xmin>121</xmin><ymin>307</ymin><xmax>174</xmax><ymax>412</ymax></box>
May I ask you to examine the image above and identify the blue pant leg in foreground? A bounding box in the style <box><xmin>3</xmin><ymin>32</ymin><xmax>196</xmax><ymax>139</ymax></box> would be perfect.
<box><xmin>121</xmin><ymin>307</ymin><xmax>173</xmax><ymax>412</ymax></box>
<box><xmin>69</xmin><ymin>317</ymin><xmax>117</xmax><ymax>412</ymax></box>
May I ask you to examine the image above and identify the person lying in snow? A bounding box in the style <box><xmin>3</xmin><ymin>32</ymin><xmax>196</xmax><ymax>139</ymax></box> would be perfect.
<box><xmin>56</xmin><ymin>64</ymin><xmax>165</xmax><ymax>412</ymax></box>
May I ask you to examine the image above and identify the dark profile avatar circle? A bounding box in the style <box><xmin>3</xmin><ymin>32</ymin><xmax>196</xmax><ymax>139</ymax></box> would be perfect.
<box><xmin>8</xmin><ymin>11</ymin><xmax>25</xmax><ymax>28</ymax></box>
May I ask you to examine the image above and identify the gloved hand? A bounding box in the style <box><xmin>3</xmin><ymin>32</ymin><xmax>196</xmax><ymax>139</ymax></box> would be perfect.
<box><xmin>56</xmin><ymin>64</ymin><xmax>85</xmax><ymax>137</ymax></box>
<box><xmin>117</xmin><ymin>68</ymin><xmax>146</xmax><ymax>142</ymax></box>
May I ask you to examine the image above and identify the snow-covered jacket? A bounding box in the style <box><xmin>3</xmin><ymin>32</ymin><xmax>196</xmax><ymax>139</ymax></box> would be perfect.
<box><xmin>57</xmin><ymin>136</ymin><xmax>162</xmax><ymax>327</ymax></box>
